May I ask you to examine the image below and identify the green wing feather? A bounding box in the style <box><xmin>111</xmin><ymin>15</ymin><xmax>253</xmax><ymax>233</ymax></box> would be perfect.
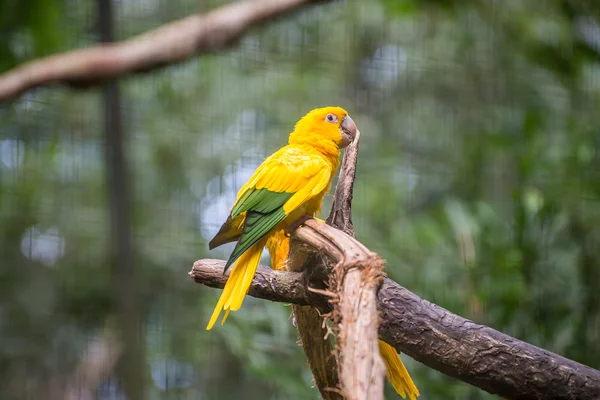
<box><xmin>221</xmin><ymin>188</ymin><xmax>293</xmax><ymax>271</ymax></box>
<box><xmin>231</xmin><ymin>188</ymin><xmax>290</xmax><ymax>217</ymax></box>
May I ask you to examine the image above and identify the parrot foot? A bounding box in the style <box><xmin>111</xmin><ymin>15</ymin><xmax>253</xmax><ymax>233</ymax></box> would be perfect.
<box><xmin>285</xmin><ymin>214</ymin><xmax>313</xmax><ymax>235</ymax></box>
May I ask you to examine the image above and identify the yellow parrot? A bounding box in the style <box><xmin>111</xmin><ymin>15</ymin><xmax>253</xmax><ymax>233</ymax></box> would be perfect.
<box><xmin>206</xmin><ymin>106</ymin><xmax>356</xmax><ymax>329</ymax></box>
<box><xmin>267</xmin><ymin>229</ymin><xmax>420</xmax><ymax>400</ymax></box>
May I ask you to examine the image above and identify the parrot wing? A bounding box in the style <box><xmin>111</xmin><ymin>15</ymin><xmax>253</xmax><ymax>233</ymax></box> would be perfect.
<box><xmin>215</xmin><ymin>148</ymin><xmax>332</xmax><ymax>271</ymax></box>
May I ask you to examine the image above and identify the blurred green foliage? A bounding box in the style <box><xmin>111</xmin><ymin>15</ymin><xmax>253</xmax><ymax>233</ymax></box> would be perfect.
<box><xmin>1</xmin><ymin>0</ymin><xmax>600</xmax><ymax>399</ymax></box>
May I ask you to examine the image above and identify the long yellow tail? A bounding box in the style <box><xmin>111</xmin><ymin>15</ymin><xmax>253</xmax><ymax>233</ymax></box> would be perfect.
<box><xmin>379</xmin><ymin>340</ymin><xmax>420</xmax><ymax>399</ymax></box>
<box><xmin>206</xmin><ymin>239</ymin><xmax>267</xmax><ymax>330</ymax></box>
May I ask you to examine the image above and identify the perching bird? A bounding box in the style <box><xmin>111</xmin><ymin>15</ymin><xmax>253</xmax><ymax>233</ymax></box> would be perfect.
<box><xmin>267</xmin><ymin>229</ymin><xmax>420</xmax><ymax>400</ymax></box>
<box><xmin>206</xmin><ymin>106</ymin><xmax>356</xmax><ymax>330</ymax></box>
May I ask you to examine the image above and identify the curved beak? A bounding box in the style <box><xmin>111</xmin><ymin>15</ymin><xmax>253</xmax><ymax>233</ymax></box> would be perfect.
<box><xmin>340</xmin><ymin>115</ymin><xmax>357</xmax><ymax>148</ymax></box>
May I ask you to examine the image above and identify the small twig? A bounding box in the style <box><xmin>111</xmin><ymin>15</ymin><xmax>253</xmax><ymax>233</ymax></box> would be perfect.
<box><xmin>307</xmin><ymin>286</ymin><xmax>338</xmax><ymax>298</ymax></box>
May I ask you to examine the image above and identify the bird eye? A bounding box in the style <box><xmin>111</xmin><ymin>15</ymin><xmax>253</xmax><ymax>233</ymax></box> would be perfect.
<box><xmin>325</xmin><ymin>114</ymin><xmax>337</xmax><ymax>123</ymax></box>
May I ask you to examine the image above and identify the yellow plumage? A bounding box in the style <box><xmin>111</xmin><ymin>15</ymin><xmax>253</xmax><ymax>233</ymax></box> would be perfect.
<box><xmin>266</xmin><ymin>229</ymin><xmax>290</xmax><ymax>271</ymax></box>
<box><xmin>207</xmin><ymin>106</ymin><xmax>353</xmax><ymax>330</ymax></box>
<box><xmin>207</xmin><ymin>239</ymin><xmax>267</xmax><ymax>328</ymax></box>
<box><xmin>379</xmin><ymin>340</ymin><xmax>420</xmax><ymax>399</ymax></box>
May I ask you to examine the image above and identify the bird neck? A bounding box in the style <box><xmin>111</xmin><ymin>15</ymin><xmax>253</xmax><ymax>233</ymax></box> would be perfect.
<box><xmin>309</xmin><ymin>139</ymin><xmax>342</xmax><ymax>161</ymax></box>
<box><xmin>289</xmin><ymin>137</ymin><xmax>341</xmax><ymax>162</ymax></box>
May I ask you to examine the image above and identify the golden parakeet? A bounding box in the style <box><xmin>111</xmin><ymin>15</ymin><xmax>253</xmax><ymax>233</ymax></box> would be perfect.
<box><xmin>206</xmin><ymin>106</ymin><xmax>356</xmax><ymax>329</ymax></box>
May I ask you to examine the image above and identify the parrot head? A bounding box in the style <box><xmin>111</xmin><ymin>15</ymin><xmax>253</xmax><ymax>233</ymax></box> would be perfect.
<box><xmin>289</xmin><ymin>106</ymin><xmax>357</xmax><ymax>149</ymax></box>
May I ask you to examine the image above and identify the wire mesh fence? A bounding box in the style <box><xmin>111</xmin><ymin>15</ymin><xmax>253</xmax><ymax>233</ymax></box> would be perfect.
<box><xmin>1</xmin><ymin>0</ymin><xmax>599</xmax><ymax>398</ymax></box>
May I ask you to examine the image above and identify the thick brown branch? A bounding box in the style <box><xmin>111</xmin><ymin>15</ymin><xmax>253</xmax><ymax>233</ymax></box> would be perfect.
<box><xmin>190</xmin><ymin>257</ymin><xmax>600</xmax><ymax>400</ymax></box>
<box><xmin>0</xmin><ymin>0</ymin><xmax>325</xmax><ymax>102</ymax></box>
<box><xmin>291</xmin><ymin>301</ymin><xmax>341</xmax><ymax>399</ymax></box>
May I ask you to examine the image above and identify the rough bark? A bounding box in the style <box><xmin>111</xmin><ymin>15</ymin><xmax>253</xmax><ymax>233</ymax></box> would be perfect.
<box><xmin>190</xmin><ymin>258</ymin><xmax>600</xmax><ymax>400</ymax></box>
<box><xmin>0</xmin><ymin>0</ymin><xmax>326</xmax><ymax>102</ymax></box>
<box><xmin>325</xmin><ymin>127</ymin><xmax>360</xmax><ymax>236</ymax></box>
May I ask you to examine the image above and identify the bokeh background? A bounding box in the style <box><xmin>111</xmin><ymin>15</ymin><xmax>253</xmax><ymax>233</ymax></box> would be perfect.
<box><xmin>2</xmin><ymin>0</ymin><xmax>600</xmax><ymax>399</ymax></box>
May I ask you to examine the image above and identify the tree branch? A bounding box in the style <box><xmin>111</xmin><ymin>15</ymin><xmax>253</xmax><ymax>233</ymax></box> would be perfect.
<box><xmin>0</xmin><ymin>0</ymin><xmax>326</xmax><ymax>102</ymax></box>
<box><xmin>323</xmin><ymin>130</ymin><xmax>386</xmax><ymax>399</ymax></box>
<box><xmin>190</xmin><ymin>257</ymin><xmax>600</xmax><ymax>400</ymax></box>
